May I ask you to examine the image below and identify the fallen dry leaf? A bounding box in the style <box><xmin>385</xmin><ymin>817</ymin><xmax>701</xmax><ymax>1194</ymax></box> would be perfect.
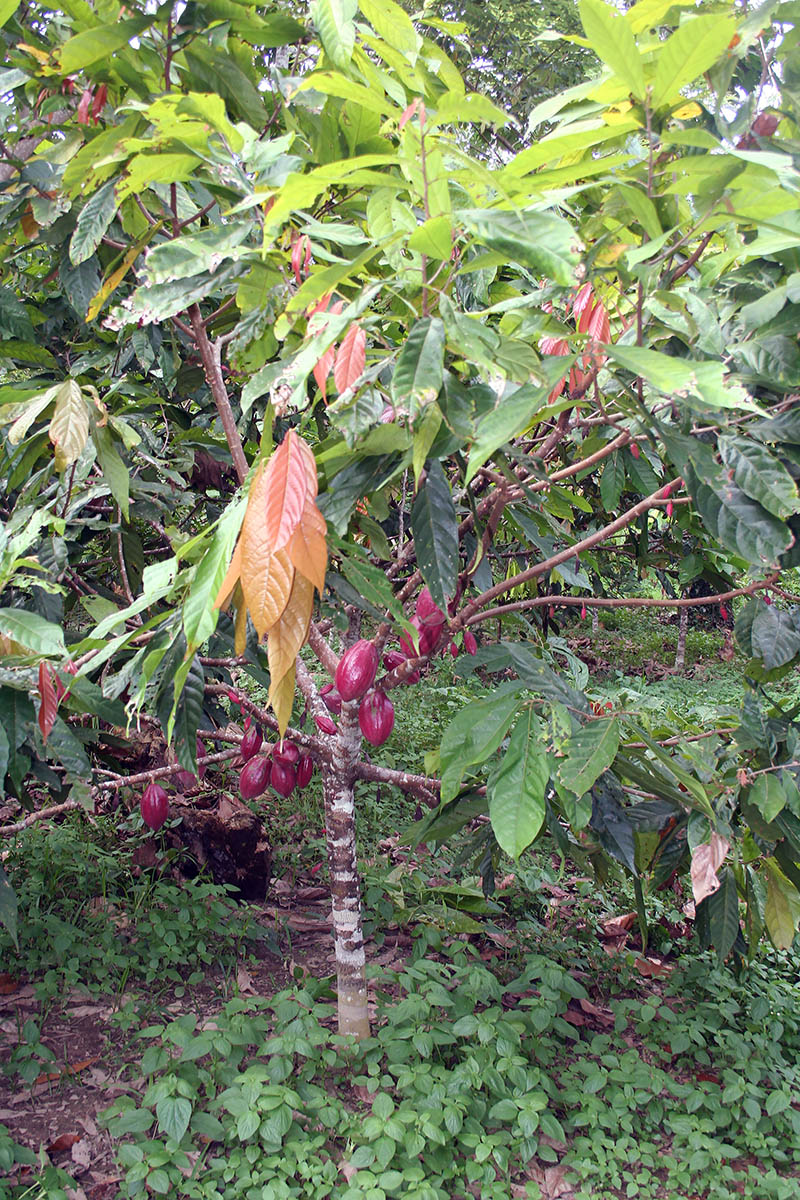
<box><xmin>0</xmin><ymin>974</ymin><xmax>19</xmax><ymax>995</ymax></box>
<box><xmin>236</xmin><ymin>964</ymin><xmax>256</xmax><ymax>995</ymax></box>
<box><xmin>48</xmin><ymin>1132</ymin><xmax>82</xmax><ymax>1154</ymax></box>
<box><xmin>70</xmin><ymin>1139</ymin><xmax>93</xmax><ymax>1169</ymax></box>
<box><xmin>634</xmin><ymin>956</ymin><xmax>674</xmax><ymax>978</ymax></box>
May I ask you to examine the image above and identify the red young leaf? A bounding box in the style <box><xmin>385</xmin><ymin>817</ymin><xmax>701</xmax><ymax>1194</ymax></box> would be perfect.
<box><xmin>313</xmin><ymin>345</ymin><xmax>335</xmax><ymax>399</ymax></box>
<box><xmin>90</xmin><ymin>83</ymin><xmax>107</xmax><ymax>124</ymax></box>
<box><xmin>76</xmin><ymin>88</ymin><xmax>92</xmax><ymax>125</ymax></box>
<box><xmin>573</xmin><ymin>282</ymin><xmax>594</xmax><ymax>325</ymax></box>
<box><xmin>399</xmin><ymin>98</ymin><xmax>421</xmax><ymax>130</ymax></box>
<box><xmin>263</xmin><ymin>430</ymin><xmax>312</xmax><ymax>553</ymax></box>
<box><xmin>540</xmin><ymin>335</ymin><xmax>569</xmax><ymax>403</ymax></box>
<box><xmin>334</xmin><ymin>322</ymin><xmax>366</xmax><ymax>393</ymax></box>
<box><xmin>38</xmin><ymin>661</ymin><xmax>58</xmax><ymax>744</ymax></box>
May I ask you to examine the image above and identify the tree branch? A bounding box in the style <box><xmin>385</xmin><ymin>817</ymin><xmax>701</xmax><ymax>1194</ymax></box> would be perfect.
<box><xmin>189</xmin><ymin>304</ymin><xmax>249</xmax><ymax>486</ymax></box>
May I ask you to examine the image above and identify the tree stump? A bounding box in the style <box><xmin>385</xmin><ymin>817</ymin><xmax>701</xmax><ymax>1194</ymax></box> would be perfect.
<box><xmin>168</xmin><ymin>794</ymin><xmax>272</xmax><ymax>901</ymax></box>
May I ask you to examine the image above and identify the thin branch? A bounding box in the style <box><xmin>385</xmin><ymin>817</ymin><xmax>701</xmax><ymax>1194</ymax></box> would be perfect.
<box><xmin>1</xmin><ymin>800</ymin><xmax>79</xmax><ymax>836</ymax></box>
<box><xmin>307</xmin><ymin>623</ymin><xmax>339</xmax><ymax>676</ymax></box>
<box><xmin>189</xmin><ymin>304</ymin><xmax>249</xmax><ymax>485</ymax></box>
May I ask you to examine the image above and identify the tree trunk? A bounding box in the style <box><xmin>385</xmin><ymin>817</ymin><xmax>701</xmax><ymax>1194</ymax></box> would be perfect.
<box><xmin>591</xmin><ymin>608</ymin><xmax>599</xmax><ymax>634</ymax></box>
<box><xmin>323</xmin><ymin>701</ymin><xmax>370</xmax><ymax>1039</ymax></box>
<box><xmin>675</xmin><ymin>602</ymin><xmax>688</xmax><ymax>672</ymax></box>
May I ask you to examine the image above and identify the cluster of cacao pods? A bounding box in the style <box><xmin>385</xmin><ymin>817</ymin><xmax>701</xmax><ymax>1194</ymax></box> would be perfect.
<box><xmin>239</xmin><ymin>736</ymin><xmax>314</xmax><ymax>801</ymax></box>
<box><xmin>328</xmin><ymin>639</ymin><xmax>395</xmax><ymax>747</ymax></box>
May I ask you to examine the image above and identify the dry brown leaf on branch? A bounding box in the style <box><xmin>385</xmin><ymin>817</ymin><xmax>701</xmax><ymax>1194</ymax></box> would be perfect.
<box><xmin>690</xmin><ymin>831</ymin><xmax>730</xmax><ymax>904</ymax></box>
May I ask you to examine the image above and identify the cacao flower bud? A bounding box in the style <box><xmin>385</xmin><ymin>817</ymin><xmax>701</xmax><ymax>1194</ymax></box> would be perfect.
<box><xmin>315</xmin><ymin>713</ymin><xmax>337</xmax><ymax>735</ymax></box>
<box><xmin>358</xmin><ymin>689</ymin><xmax>394</xmax><ymax>747</ymax></box>
<box><xmin>581</xmin><ymin>605</ymin><xmax>587</xmax><ymax>620</ymax></box>
<box><xmin>464</xmin><ymin>631</ymin><xmax>477</xmax><ymax>656</ymax></box>
<box><xmin>240</xmin><ymin>756</ymin><xmax>271</xmax><ymax>800</ymax></box>
<box><xmin>141</xmin><ymin>783</ymin><xmax>169</xmax><ymax>831</ymax></box>
<box><xmin>297</xmin><ymin>755</ymin><xmax>313</xmax><ymax>789</ymax></box>
<box><xmin>271</xmin><ymin>760</ymin><xmax>297</xmax><ymax>797</ymax></box>
<box><xmin>273</xmin><ymin>740</ymin><xmax>299</xmax><ymax>766</ymax></box>
<box><xmin>335</xmin><ymin>639</ymin><xmax>379</xmax><ymax>702</ymax></box>
<box><xmin>240</xmin><ymin>724</ymin><xmax>263</xmax><ymax>762</ymax></box>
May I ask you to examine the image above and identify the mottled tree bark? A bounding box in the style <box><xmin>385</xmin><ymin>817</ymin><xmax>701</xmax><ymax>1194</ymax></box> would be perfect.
<box><xmin>322</xmin><ymin>699</ymin><xmax>370</xmax><ymax>1039</ymax></box>
<box><xmin>675</xmin><ymin>602</ymin><xmax>688</xmax><ymax>672</ymax></box>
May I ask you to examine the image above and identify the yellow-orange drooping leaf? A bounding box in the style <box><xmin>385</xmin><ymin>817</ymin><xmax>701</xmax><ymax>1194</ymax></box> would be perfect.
<box><xmin>270</xmin><ymin>660</ymin><xmax>296</xmax><ymax>738</ymax></box>
<box><xmin>213</xmin><ymin>539</ymin><xmax>243</xmax><ymax>612</ymax></box>
<box><xmin>334</xmin><ymin>322</ymin><xmax>365</xmax><ymax>393</ymax></box>
<box><xmin>263</xmin><ymin>430</ymin><xmax>312</xmax><ymax>552</ymax></box>
<box><xmin>233</xmin><ymin>586</ymin><xmax>247</xmax><ymax>655</ymax></box>
<box><xmin>239</xmin><ymin>462</ymin><xmax>295</xmax><ymax>637</ymax></box>
<box><xmin>267</xmin><ymin>571</ymin><xmax>314</xmax><ymax>694</ymax></box>
<box><xmin>287</xmin><ymin>499</ymin><xmax>327</xmax><ymax>594</ymax></box>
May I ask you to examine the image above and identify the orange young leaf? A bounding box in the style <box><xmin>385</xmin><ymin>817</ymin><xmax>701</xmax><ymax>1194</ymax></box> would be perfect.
<box><xmin>270</xmin><ymin>660</ymin><xmax>296</xmax><ymax>738</ymax></box>
<box><xmin>287</xmin><ymin>499</ymin><xmax>327</xmax><ymax>593</ymax></box>
<box><xmin>293</xmin><ymin>433</ymin><xmax>319</xmax><ymax>499</ymax></box>
<box><xmin>399</xmin><ymin>98</ymin><xmax>421</xmax><ymax>129</ymax></box>
<box><xmin>334</xmin><ymin>322</ymin><xmax>366</xmax><ymax>393</ymax></box>
<box><xmin>213</xmin><ymin>538</ymin><xmax>243</xmax><ymax>611</ymax></box>
<box><xmin>37</xmin><ymin>661</ymin><xmax>58</xmax><ymax>744</ymax></box>
<box><xmin>313</xmin><ymin>345</ymin><xmax>335</xmax><ymax>399</ymax></box>
<box><xmin>233</xmin><ymin>587</ymin><xmax>247</xmax><ymax>655</ymax></box>
<box><xmin>267</xmin><ymin>571</ymin><xmax>314</xmax><ymax>694</ymax></box>
<box><xmin>240</xmin><ymin>541</ymin><xmax>294</xmax><ymax>639</ymax></box>
<box><xmin>263</xmin><ymin>430</ymin><xmax>312</xmax><ymax>552</ymax></box>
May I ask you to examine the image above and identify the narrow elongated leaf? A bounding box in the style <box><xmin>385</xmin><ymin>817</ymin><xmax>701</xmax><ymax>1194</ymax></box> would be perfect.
<box><xmin>0</xmin><ymin>863</ymin><xmax>17</xmax><ymax>949</ymax></box>
<box><xmin>580</xmin><ymin>0</ymin><xmax>644</xmax><ymax>97</ymax></box>
<box><xmin>392</xmin><ymin>318</ymin><xmax>445</xmax><ymax>415</ymax></box>
<box><xmin>340</xmin><ymin>553</ymin><xmax>411</xmax><ymax>631</ymax></box>
<box><xmin>0</xmin><ymin>609</ymin><xmax>65</xmax><ymax>656</ymax></box>
<box><xmin>57</xmin><ymin>17</ymin><xmax>152</xmax><ymax>73</ymax></box>
<box><xmin>263</xmin><ymin>431</ymin><xmax>312</xmax><ymax>553</ymax></box>
<box><xmin>464</xmin><ymin>380</ymin><xmax>554</xmax><ymax>485</ymax></box>
<box><xmin>600</xmin><ymin>451</ymin><xmax>624</xmax><ymax>510</ymax></box>
<box><xmin>440</xmin><ymin>688</ymin><xmax>521</xmax><ymax>802</ymax></box>
<box><xmin>559</xmin><ymin>717</ymin><xmax>620</xmax><ymax>797</ymax></box>
<box><xmin>488</xmin><ymin>708</ymin><xmax>549</xmax><ymax>858</ymax></box>
<box><xmin>590</xmin><ymin>774</ymin><xmax>636</xmax><ymax>873</ymax></box>
<box><xmin>70</xmin><ymin>180</ymin><xmax>118</xmax><ymax>266</ymax></box>
<box><xmin>651</xmin><ymin>15</ymin><xmax>736</xmax><ymax>109</ymax></box>
<box><xmin>48</xmin><ymin>380</ymin><xmax>88</xmax><ymax>471</ymax></box>
<box><xmin>185</xmin><ymin>498</ymin><xmax>247</xmax><ymax>650</ymax></box>
<box><xmin>37</xmin><ymin>662</ymin><xmax>58</xmax><ymax>745</ymax></box>
<box><xmin>411</xmin><ymin>459</ymin><xmax>458</xmax><ymax>609</ymax></box>
<box><xmin>334</xmin><ymin>322</ymin><xmax>366</xmax><ymax>393</ymax></box>
<box><xmin>705</xmin><ymin>867</ymin><xmax>739</xmax><ymax>961</ymax></box>
<box><xmin>165</xmin><ymin>656</ymin><xmax>205</xmax><ymax>773</ymax></box>
<box><xmin>93</xmin><ymin>422</ymin><xmax>129</xmax><ymax>520</ymax></box>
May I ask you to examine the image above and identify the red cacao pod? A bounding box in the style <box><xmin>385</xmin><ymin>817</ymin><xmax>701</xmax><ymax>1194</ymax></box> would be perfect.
<box><xmin>196</xmin><ymin>737</ymin><xmax>207</xmax><ymax>780</ymax></box>
<box><xmin>141</xmin><ymin>783</ymin><xmax>169</xmax><ymax>831</ymax></box>
<box><xmin>315</xmin><ymin>713</ymin><xmax>337</xmax><ymax>735</ymax></box>
<box><xmin>273</xmin><ymin>740</ymin><xmax>299</xmax><ymax>767</ymax></box>
<box><xmin>175</xmin><ymin>769</ymin><xmax>197</xmax><ymax>791</ymax></box>
<box><xmin>240</xmin><ymin>724</ymin><xmax>263</xmax><ymax>762</ymax></box>
<box><xmin>449</xmin><ymin>641</ymin><xmax>458</xmax><ymax>658</ymax></box>
<box><xmin>400</xmin><ymin>614</ymin><xmax>438</xmax><ymax>658</ymax></box>
<box><xmin>383</xmin><ymin>650</ymin><xmax>405</xmax><ymax>671</ymax></box>
<box><xmin>464</xmin><ymin>631</ymin><xmax>477</xmax><ymax>656</ymax></box>
<box><xmin>335</xmin><ymin>639</ymin><xmax>378</xmax><ymax>702</ymax></box>
<box><xmin>271</xmin><ymin>760</ymin><xmax>297</xmax><ymax>797</ymax></box>
<box><xmin>321</xmin><ymin>685</ymin><xmax>342</xmax><ymax>714</ymax></box>
<box><xmin>240</xmin><ymin>756</ymin><xmax>271</xmax><ymax>800</ymax></box>
<box><xmin>416</xmin><ymin>588</ymin><xmax>446</xmax><ymax>642</ymax></box>
<box><xmin>358</xmin><ymin>689</ymin><xmax>394</xmax><ymax>747</ymax></box>
<box><xmin>297</xmin><ymin>755</ymin><xmax>313</xmax><ymax>789</ymax></box>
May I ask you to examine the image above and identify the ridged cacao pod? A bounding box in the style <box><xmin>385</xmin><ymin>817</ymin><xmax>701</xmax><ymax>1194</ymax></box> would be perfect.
<box><xmin>240</xmin><ymin>724</ymin><xmax>263</xmax><ymax>762</ymax></box>
<box><xmin>271</xmin><ymin>760</ymin><xmax>297</xmax><ymax>797</ymax></box>
<box><xmin>141</xmin><ymin>783</ymin><xmax>169</xmax><ymax>831</ymax></box>
<box><xmin>321</xmin><ymin>685</ymin><xmax>342</xmax><ymax>714</ymax></box>
<box><xmin>383</xmin><ymin>650</ymin><xmax>405</xmax><ymax>671</ymax></box>
<box><xmin>464</xmin><ymin>631</ymin><xmax>478</xmax><ymax>656</ymax></box>
<box><xmin>449</xmin><ymin>641</ymin><xmax>458</xmax><ymax>658</ymax></box>
<box><xmin>273</xmin><ymin>740</ymin><xmax>299</xmax><ymax>766</ymax></box>
<box><xmin>358</xmin><ymin>689</ymin><xmax>394</xmax><ymax>747</ymax></box>
<box><xmin>296</xmin><ymin>755</ymin><xmax>313</xmax><ymax>789</ymax></box>
<box><xmin>315</xmin><ymin>713</ymin><xmax>337</xmax><ymax>735</ymax></box>
<box><xmin>239</xmin><ymin>756</ymin><xmax>271</xmax><ymax>800</ymax></box>
<box><xmin>416</xmin><ymin>588</ymin><xmax>446</xmax><ymax>643</ymax></box>
<box><xmin>335</xmin><ymin>639</ymin><xmax>378</xmax><ymax>702</ymax></box>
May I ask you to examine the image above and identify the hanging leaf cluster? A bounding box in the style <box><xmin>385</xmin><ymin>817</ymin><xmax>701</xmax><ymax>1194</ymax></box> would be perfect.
<box><xmin>215</xmin><ymin>432</ymin><xmax>327</xmax><ymax>734</ymax></box>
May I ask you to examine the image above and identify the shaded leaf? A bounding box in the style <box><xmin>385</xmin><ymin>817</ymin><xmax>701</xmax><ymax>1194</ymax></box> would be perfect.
<box><xmin>559</xmin><ymin>717</ymin><xmax>620</xmax><ymax>797</ymax></box>
<box><xmin>440</xmin><ymin>688</ymin><xmax>521</xmax><ymax>802</ymax></box>
<box><xmin>590</xmin><ymin>774</ymin><xmax>637</xmax><ymax>874</ymax></box>
<box><xmin>392</xmin><ymin>317</ymin><xmax>445</xmax><ymax>415</ymax></box>
<box><xmin>411</xmin><ymin>459</ymin><xmax>458</xmax><ymax>609</ymax></box>
<box><xmin>70</xmin><ymin>180</ymin><xmax>118</xmax><ymax>266</ymax></box>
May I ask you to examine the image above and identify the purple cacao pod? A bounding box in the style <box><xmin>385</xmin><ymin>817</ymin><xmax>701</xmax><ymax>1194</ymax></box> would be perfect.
<box><xmin>271</xmin><ymin>760</ymin><xmax>297</xmax><ymax>797</ymax></box>
<box><xmin>335</xmin><ymin>639</ymin><xmax>378</xmax><ymax>702</ymax></box>
<box><xmin>315</xmin><ymin>713</ymin><xmax>337</xmax><ymax>735</ymax></box>
<box><xmin>358</xmin><ymin>689</ymin><xmax>395</xmax><ymax>747</ymax></box>
<box><xmin>239</xmin><ymin>756</ymin><xmax>271</xmax><ymax>800</ymax></box>
<box><xmin>464</xmin><ymin>631</ymin><xmax>478</xmax><ymax>656</ymax></box>
<box><xmin>273</xmin><ymin>740</ymin><xmax>299</xmax><ymax>767</ymax></box>
<box><xmin>240</xmin><ymin>724</ymin><xmax>263</xmax><ymax>762</ymax></box>
<box><xmin>296</xmin><ymin>755</ymin><xmax>313</xmax><ymax>789</ymax></box>
<box><xmin>383</xmin><ymin>650</ymin><xmax>405</xmax><ymax>671</ymax></box>
<box><xmin>141</xmin><ymin>783</ymin><xmax>169</xmax><ymax>831</ymax></box>
<box><xmin>175</xmin><ymin>769</ymin><xmax>197</xmax><ymax>792</ymax></box>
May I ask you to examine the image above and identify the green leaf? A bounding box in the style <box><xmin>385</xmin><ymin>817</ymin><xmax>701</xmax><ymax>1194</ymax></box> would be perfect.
<box><xmin>165</xmin><ymin>656</ymin><xmax>205</xmax><ymax>773</ymax></box>
<box><xmin>183</xmin><ymin>498</ymin><xmax>246</xmax><ymax>651</ymax></box>
<box><xmin>559</xmin><ymin>717</ymin><xmax>620</xmax><ymax>797</ymax></box>
<box><xmin>0</xmin><ymin>287</ymin><xmax>35</xmax><ymax>341</ymax></box>
<box><xmin>464</xmin><ymin>381</ymin><xmax>551</xmax><ymax>485</ymax></box>
<box><xmin>0</xmin><ymin>609</ymin><xmax>65</xmax><ymax>656</ymax></box>
<box><xmin>580</xmin><ymin>0</ymin><xmax>644</xmax><ymax>97</ymax></box>
<box><xmin>412</xmin><ymin>403</ymin><xmax>443</xmax><ymax>487</ymax></box>
<box><xmin>156</xmin><ymin>1096</ymin><xmax>192</xmax><ymax>1144</ymax></box>
<box><xmin>392</xmin><ymin>318</ymin><xmax>446</xmax><ymax>416</ymax></box>
<box><xmin>143</xmin><ymin>224</ymin><xmax>252</xmax><ymax>286</ymax></box>
<box><xmin>0</xmin><ymin>863</ymin><xmax>17</xmax><ymax>949</ymax></box>
<box><xmin>440</xmin><ymin>689</ymin><xmax>521</xmax><ymax>802</ymax></box>
<box><xmin>0</xmin><ymin>0</ymin><xmax>19</xmax><ymax>26</ymax></box>
<box><xmin>92</xmin><ymin>422</ymin><xmax>130</xmax><ymax>521</ymax></box>
<box><xmin>590</xmin><ymin>774</ymin><xmax>637</xmax><ymax>873</ymax></box>
<box><xmin>750</xmin><ymin>603</ymin><xmax>800</xmax><ymax>670</ymax></box>
<box><xmin>108</xmin><ymin>266</ymin><xmax>243</xmax><ymax>327</ymax></box>
<box><xmin>748</xmin><ymin>773</ymin><xmax>787</xmax><ymax>824</ymax></box>
<box><xmin>650</xmin><ymin>15</ymin><xmax>737</xmax><ymax>110</ymax></box>
<box><xmin>599</xmin><ymin>451</ymin><xmax>624</xmax><ymax>511</ymax></box>
<box><xmin>411</xmin><ymin>459</ymin><xmax>458</xmax><ymax>610</ymax></box>
<box><xmin>705</xmin><ymin>867</ymin><xmax>739</xmax><ymax>962</ymax></box>
<box><xmin>359</xmin><ymin>0</ymin><xmax>419</xmax><ymax>56</ymax></box>
<box><xmin>460</xmin><ymin>208</ymin><xmax>583</xmax><ymax>287</ymax></box>
<box><xmin>48</xmin><ymin>380</ymin><xmax>88</xmax><ymax>472</ymax></box>
<box><xmin>56</xmin><ymin>17</ymin><xmax>152</xmax><ymax>73</ymax></box>
<box><xmin>607</xmin><ymin>345</ymin><xmax>762</xmax><ymax>412</ymax></box>
<box><xmin>764</xmin><ymin>860</ymin><xmax>800</xmax><ymax>950</ymax></box>
<box><xmin>339</xmin><ymin>551</ymin><xmax>415</xmax><ymax>638</ymax></box>
<box><xmin>311</xmin><ymin>0</ymin><xmax>357</xmax><ymax>69</ymax></box>
<box><xmin>718</xmin><ymin>437</ymin><xmax>799</xmax><ymax>521</ymax></box>
<box><xmin>70</xmin><ymin>181</ymin><xmax>118</xmax><ymax>266</ymax></box>
<box><xmin>488</xmin><ymin>708</ymin><xmax>549</xmax><ymax>858</ymax></box>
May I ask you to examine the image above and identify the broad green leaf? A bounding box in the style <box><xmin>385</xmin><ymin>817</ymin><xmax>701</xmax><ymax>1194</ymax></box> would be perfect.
<box><xmin>49</xmin><ymin>380</ymin><xmax>88</xmax><ymax>472</ymax></box>
<box><xmin>464</xmin><ymin>381</ymin><xmax>552</xmax><ymax>485</ymax></box>
<box><xmin>115</xmin><ymin>153</ymin><xmax>201</xmax><ymax>203</ymax></box>
<box><xmin>651</xmin><ymin>15</ymin><xmax>737</xmax><ymax>110</ymax></box>
<box><xmin>705</xmin><ymin>867</ymin><xmax>739</xmax><ymax>961</ymax></box>
<box><xmin>559</xmin><ymin>717</ymin><xmax>620</xmax><ymax>797</ymax></box>
<box><xmin>0</xmin><ymin>0</ymin><xmax>19</xmax><ymax>26</ymax></box>
<box><xmin>411</xmin><ymin>459</ymin><xmax>458</xmax><ymax>609</ymax></box>
<box><xmin>70</xmin><ymin>181</ymin><xmax>118</xmax><ymax>266</ymax></box>
<box><xmin>750</xmin><ymin>602</ymin><xmax>800</xmax><ymax>670</ymax></box>
<box><xmin>0</xmin><ymin>287</ymin><xmax>35</xmax><ymax>341</ymax></box>
<box><xmin>406</xmin><ymin>215</ymin><xmax>453</xmax><ymax>260</ymax></box>
<box><xmin>108</xmin><ymin>266</ymin><xmax>243</xmax><ymax>328</ymax></box>
<box><xmin>340</xmin><ymin>552</ymin><xmax>415</xmax><ymax>638</ymax></box>
<box><xmin>143</xmin><ymin>225</ymin><xmax>252</xmax><ymax>286</ymax></box>
<box><xmin>92</xmin><ymin>423</ymin><xmax>130</xmax><ymax>521</ymax></box>
<box><xmin>440</xmin><ymin>688</ymin><xmax>521</xmax><ymax>802</ymax></box>
<box><xmin>162</xmin><ymin>655</ymin><xmax>205</xmax><ymax>772</ymax></box>
<box><xmin>607</xmin><ymin>346</ymin><xmax>763</xmax><ymax>413</ymax></box>
<box><xmin>460</xmin><ymin>208</ymin><xmax>583</xmax><ymax>287</ymax></box>
<box><xmin>0</xmin><ymin>609</ymin><xmax>65</xmax><ymax>656</ymax></box>
<box><xmin>0</xmin><ymin>722</ymin><xmax>8</xmax><ymax>791</ymax></box>
<box><xmin>392</xmin><ymin>318</ymin><xmax>446</xmax><ymax>416</ymax></box>
<box><xmin>156</xmin><ymin>1096</ymin><xmax>192</xmax><ymax>1144</ymax></box>
<box><xmin>488</xmin><ymin>708</ymin><xmax>549</xmax><ymax>858</ymax></box>
<box><xmin>590</xmin><ymin>773</ymin><xmax>637</xmax><ymax>874</ymax></box>
<box><xmin>0</xmin><ymin>863</ymin><xmax>17</xmax><ymax>949</ymax></box>
<box><xmin>764</xmin><ymin>860</ymin><xmax>800</xmax><ymax>950</ymax></box>
<box><xmin>183</xmin><ymin>498</ymin><xmax>247</xmax><ymax>651</ymax></box>
<box><xmin>718</xmin><ymin>437</ymin><xmax>799</xmax><ymax>521</ymax></box>
<box><xmin>359</xmin><ymin>0</ymin><xmax>419</xmax><ymax>58</ymax></box>
<box><xmin>311</xmin><ymin>0</ymin><xmax>357</xmax><ymax>69</ymax></box>
<box><xmin>56</xmin><ymin>17</ymin><xmax>152</xmax><ymax>73</ymax></box>
<box><xmin>6</xmin><ymin>387</ymin><xmax>59</xmax><ymax>444</ymax></box>
<box><xmin>748</xmin><ymin>773</ymin><xmax>787</xmax><ymax>824</ymax></box>
<box><xmin>580</xmin><ymin>0</ymin><xmax>644</xmax><ymax>98</ymax></box>
<box><xmin>599</xmin><ymin>451</ymin><xmax>624</xmax><ymax>510</ymax></box>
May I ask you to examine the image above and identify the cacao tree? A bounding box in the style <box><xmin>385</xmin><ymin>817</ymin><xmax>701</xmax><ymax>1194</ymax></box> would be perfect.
<box><xmin>1</xmin><ymin>0</ymin><xmax>800</xmax><ymax>1037</ymax></box>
